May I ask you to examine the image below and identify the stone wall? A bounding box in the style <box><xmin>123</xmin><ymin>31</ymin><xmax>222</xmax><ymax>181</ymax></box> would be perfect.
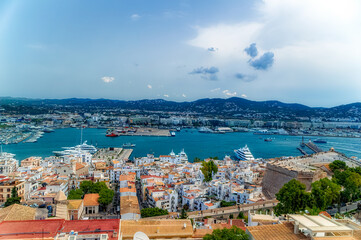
<box><xmin>262</xmin><ymin>163</ymin><xmax>298</xmax><ymax>199</ymax></box>
<box><xmin>262</xmin><ymin>163</ymin><xmax>326</xmax><ymax>199</ymax></box>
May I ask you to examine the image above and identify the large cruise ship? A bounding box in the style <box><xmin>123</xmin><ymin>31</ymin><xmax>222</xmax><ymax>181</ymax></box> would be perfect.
<box><xmin>234</xmin><ymin>145</ymin><xmax>255</xmax><ymax>161</ymax></box>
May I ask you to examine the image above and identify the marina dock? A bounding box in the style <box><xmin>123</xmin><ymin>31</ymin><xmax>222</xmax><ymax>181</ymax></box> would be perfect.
<box><xmin>118</xmin><ymin>149</ymin><xmax>133</xmax><ymax>161</ymax></box>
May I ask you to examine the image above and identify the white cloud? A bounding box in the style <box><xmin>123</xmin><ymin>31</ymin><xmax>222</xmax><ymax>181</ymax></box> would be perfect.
<box><xmin>187</xmin><ymin>0</ymin><xmax>361</xmax><ymax>106</ymax></box>
<box><xmin>210</xmin><ymin>88</ymin><xmax>220</xmax><ymax>92</ymax></box>
<box><xmin>223</xmin><ymin>90</ymin><xmax>237</xmax><ymax>97</ymax></box>
<box><xmin>163</xmin><ymin>94</ymin><xmax>169</xmax><ymax>98</ymax></box>
<box><xmin>147</xmin><ymin>84</ymin><xmax>152</xmax><ymax>89</ymax></box>
<box><xmin>131</xmin><ymin>14</ymin><xmax>140</xmax><ymax>20</ymax></box>
<box><xmin>241</xmin><ymin>94</ymin><xmax>247</xmax><ymax>98</ymax></box>
<box><xmin>182</xmin><ymin>93</ymin><xmax>186</xmax><ymax>97</ymax></box>
<box><xmin>188</xmin><ymin>23</ymin><xmax>262</xmax><ymax>58</ymax></box>
<box><xmin>101</xmin><ymin>76</ymin><xmax>115</xmax><ymax>83</ymax></box>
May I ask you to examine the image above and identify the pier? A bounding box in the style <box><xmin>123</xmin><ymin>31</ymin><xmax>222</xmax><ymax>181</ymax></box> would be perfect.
<box><xmin>304</xmin><ymin>142</ymin><xmax>323</xmax><ymax>153</ymax></box>
<box><xmin>297</xmin><ymin>147</ymin><xmax>307</xmax><ymax>155</ymax></box>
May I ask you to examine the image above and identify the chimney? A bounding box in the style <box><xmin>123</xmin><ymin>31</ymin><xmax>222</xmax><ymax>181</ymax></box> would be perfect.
<box><xmin>183</xmin><ymin>223</ymin><xmax>187</xmax><ymax>229</ymax></box>
<box><xmin>294</xmin><ymin>221</ymin><xmax>299</xmax><ymax>234</ymax></box>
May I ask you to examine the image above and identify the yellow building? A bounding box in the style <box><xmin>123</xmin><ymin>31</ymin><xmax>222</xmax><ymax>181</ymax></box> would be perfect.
<box><xmin>0</xmin><ymin>179</ymin><xmax>25</xmax><ymax>204</ymax></box>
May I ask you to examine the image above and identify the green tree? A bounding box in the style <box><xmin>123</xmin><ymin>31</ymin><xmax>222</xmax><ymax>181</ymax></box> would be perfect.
<box><xmin>203</xmin><ymin>226</ymin><xmax>249</xmax><ymax>240</ymax></box>
<box><xmin>274</xmin><ymin>179</ymin><xmax>312</xmax><ymax>216</ymax></box>
<box><xmin>201</xmin><ymin>160</ymin><xmax>218</xmax><ymax>182</ymax></box>
<box><xmin>220</xmin><ymin>201</ymin><xmax>236</xmax><ymax>207</ymax></box>
<box><xmin>180</xmin><ymin>208</ymin><xmax>188</xmax><ymax>219</ymax></box>
<box><xmin>194</xmin><ymin>157</ymin><xmax>202</xmax><ymax>163</ymax></box>
<box><xmin>305</xmin><ymin>206</ymin><xmax>322</xmax><ymax>215</ymax></box>
<box><xmin>141</xmin><ymin>207</ymin><xmax>169</xmax><ymax>218</ymax></box>
<box><xmin>343</xmin><ymin>171</ymin><xmax>361</xmax><ymax>201</ymax></box>
<box><xmin>68</xmin><ymin>189</ymin><xmax>84</xmax><ymax>200</ymax></box>
<box><xmin>4</xmin><ymin>187</ymin><xmax>21</xmax><ymax>207</ymax></box>
<box><xmin>237</xmin><ymin>212</ymin><xmax>244</xmax><ymax>219</ymax></box>
<box><xmin>98</xmin><ymin>188</ymin><xmax>114</xmax><ymax>208</ymax></box>
<box><xmin>332</xmin><ymin>169</ymin><xmax>351</xmax><ymax>186</ymax></box>
<box><xmin>93</xmin><ymin>182</ymin><xmax>108</xmax><ymax>193</ymax></box>
<box><xmin>80</xmin><ymin>181</ymin><xmax>94</xmax><ymax>194</ymax></box>
<box><xmin>329</xmin><ymin>160</ymin><xmax>347</xmax><ymax>172</ymax></box>
<box><xmin>350</xmin><ymin>167</ymin><xmax>361</xmax><ymax>176</ymax></box>
<box><xmin>311</xmin><ymin>178</ymin><xmax>341</xmax><ymax>210</ymax></box>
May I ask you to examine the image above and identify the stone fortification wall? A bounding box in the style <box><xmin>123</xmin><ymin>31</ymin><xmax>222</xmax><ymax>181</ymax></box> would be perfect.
<box><xmin>262</xmin><ymin>162</ymin><xmax>325</xmax><ymax>199</ymax></box>
<box><xmin>262</xmin><ymin>163</ymin><xmax>298</xmax><ymax>199</ymax></box>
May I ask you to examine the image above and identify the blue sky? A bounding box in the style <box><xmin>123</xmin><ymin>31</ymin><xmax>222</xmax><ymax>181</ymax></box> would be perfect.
<box><xmin>1</xmin><ymin>0</ymin><xmax>361</xmax><ymax>106</ymax></box>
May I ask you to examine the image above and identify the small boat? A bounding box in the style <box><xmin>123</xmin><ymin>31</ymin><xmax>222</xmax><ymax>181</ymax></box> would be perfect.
<box><xmin>313</xmin><ymin>139</ymin><xmax>327</xmax><ymax>144</ymax></box>
<box><xmin>170</xmin><ymin>131</ymin><xmax>176</xmax><ymax>137</ymax></box>
<box><xmin>106</xmin><ymin>132</ymin><xmax>118</xmax><ymax>137</ymax></box>
<box><xmin>264</xmin><ymin>138</ymin><xmax>272</xmax><ymax>142</ymax></box>
<box><xmin>122</xmin><ymin>143</ymin><xmax>136</xmax><ymax>147</ymax></box>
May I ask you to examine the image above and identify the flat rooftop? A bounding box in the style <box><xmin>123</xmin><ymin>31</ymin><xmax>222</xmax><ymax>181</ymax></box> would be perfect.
<box><xmin>289</xmin><ymin>214</ymin><xmax>353</xmax><ymax>233</ymax></box>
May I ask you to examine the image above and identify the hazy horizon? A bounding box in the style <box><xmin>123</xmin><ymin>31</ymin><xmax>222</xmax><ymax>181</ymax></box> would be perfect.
<box><xmin>2</xmin><ymin>95</ymin><xmax>361</xmax><ymax>109</ymax></box>
<box><xmin>1</xmin><ymin>0</ymin><xmax>361</xmax><ymax>107</ymax></box>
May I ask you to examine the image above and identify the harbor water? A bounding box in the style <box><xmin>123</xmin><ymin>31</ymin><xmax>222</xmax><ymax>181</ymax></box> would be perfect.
<box><xmin>2</xmin><ymin>128</ymin><xmax>361</xmax><ymax>162</ymax></box>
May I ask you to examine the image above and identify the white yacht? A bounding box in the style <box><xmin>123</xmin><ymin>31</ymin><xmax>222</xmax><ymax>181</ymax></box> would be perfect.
<box><xmin>179</xmin><ymin>149</ymin><xmax>188</xmax><ymax>163</ymax></box>
<box><xmin>234</xmin><ymin>145</ymin><xmax>255</xmax><ymax>161</ymax></box>
<box><xmin>54</xmin><ymin>141</ymin><xmax>97</xmax><ymax>156</ymax></box>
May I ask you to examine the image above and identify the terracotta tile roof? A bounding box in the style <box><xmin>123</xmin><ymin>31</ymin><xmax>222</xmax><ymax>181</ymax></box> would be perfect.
<box><xmin>247</xmin><ymin>222</ymin><xmax>310</xmax><ymax>240</ymax></box>
<box><xmin>0</xmin><ymin>219</ymin><xmax>65</xmax><ymax>239</ymax></box>
<box><xmin>75</xmin><ymin>162</ymin><xmax>86</xmax><ymax>171</ymax></box>
<box><xmin>121</xmin><ymin>219</ymin><xmax>193</xmax><ymax>239</ymax></box>
<box><xmin>193</xmin><ymin>228</ymin><xmax>214</xmax><ymax>238</ymax></box>
<box><xmin>61</xmin><ymin>219</ymin><xmax>120</xmax><ymax>240</ymax></box>
<box><xmin>83</xmin><ymin>193</ymin><xmax>99</xmax><ymax>206</ymax></box>
<box><xmin>67</xmin><ymin>200</ymin><xmax>83</xmax><ymax>210</ymax></box>
<box><xmin>0</xmin><ymin>204</ymin><xmax>36</xmax><ymax>222</ymax></box>
<box><xmin>119</xmin><ymin>175</ymin><xmax>135</xmax><ymax>181</ymax></box>
<box><xmin>119</xmin><ymin>196</ymin><xmax>140</xmax><ymax>215</ymax></box>
<box><xmin>119</xmin><ymin>187</ymin><xmax>136</xmax><ymax>193</ymax></box>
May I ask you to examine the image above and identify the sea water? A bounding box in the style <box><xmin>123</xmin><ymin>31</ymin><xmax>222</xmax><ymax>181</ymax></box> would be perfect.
<box><xmin>2</xmin><ymin>128</ymin><xmax>361</xmax><ymax>162</ymax></box>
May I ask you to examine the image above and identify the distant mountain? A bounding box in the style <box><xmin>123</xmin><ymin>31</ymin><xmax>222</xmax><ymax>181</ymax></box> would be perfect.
<box><xmin>0</xmin><ymin>96</ymin><xmax>360</xmax><ymax>119</ymax></box>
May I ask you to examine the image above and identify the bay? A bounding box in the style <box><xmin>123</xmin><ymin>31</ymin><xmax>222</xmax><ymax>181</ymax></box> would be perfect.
<box><xmin>2</xmin><ymin>128</ymin><xmax>361</xmax><ymax>162</ymax></box>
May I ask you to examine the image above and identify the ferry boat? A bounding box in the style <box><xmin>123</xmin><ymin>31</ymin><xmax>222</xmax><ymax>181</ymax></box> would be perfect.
<box><xmin>198</xmin><ymin>127</ymin><xmax>214</xmax><ymax>133</ymax></box>
<box><xmin>313</xmin><ymin>139</ymin><xmax>327</xmax><ymax>144</ymax></box>
<box><xmin>106</xmin><ymin>132</ymin><xmax>118</xmax><ymax>137</ymax></box>
<box><xmin>253</xmin><ymin>129</ymin><xmax>273</xmax><ymax>135</ymax></box>
<box><xmin>122</xmin><ymin>143</ymin><xmax>136</xmax><ymax>148</ymax></box>
<box><xmin>234</xmin><ymin>145</ymin><xmax>255</xmax><ymax>161</ymax></box>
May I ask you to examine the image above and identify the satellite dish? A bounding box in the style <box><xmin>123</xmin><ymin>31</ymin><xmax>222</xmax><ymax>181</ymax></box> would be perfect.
<box><xmin>133</xmin><ymin>232</ymin><xmax>149</xmax><ymax>240</ymax></box>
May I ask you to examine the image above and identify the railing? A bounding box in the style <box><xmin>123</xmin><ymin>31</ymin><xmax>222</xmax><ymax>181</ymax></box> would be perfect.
<box><xmin>142</xmin><ymin>199</ymin><xmax>278</xmax><ymax>219</ymax></box>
